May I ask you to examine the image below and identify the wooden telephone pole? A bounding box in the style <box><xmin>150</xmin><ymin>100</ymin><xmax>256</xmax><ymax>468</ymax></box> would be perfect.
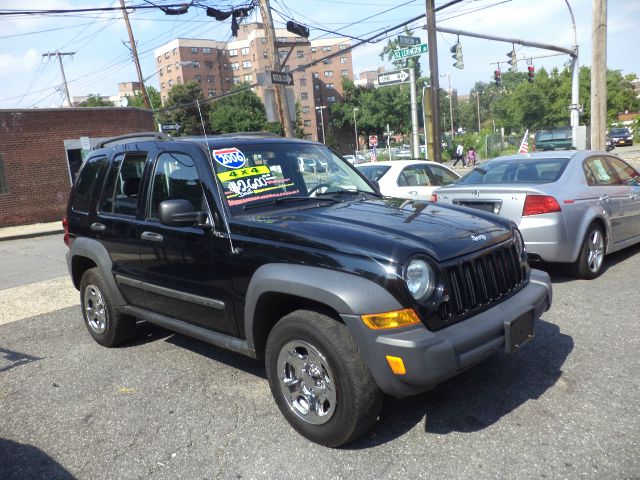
<box><xmin>119</xmin><ymin>0</ymin><xmax>151</xmax><ymax>109</ymax></box>
<box><xmin>42</xmin><ymin>51</ymin><xmax>74</xmax><ymax>107</ymax></box>
<box><xmin>590</xmin><ymin>0</ymin><xmax>607</xmax><ymax>150</ymax></box>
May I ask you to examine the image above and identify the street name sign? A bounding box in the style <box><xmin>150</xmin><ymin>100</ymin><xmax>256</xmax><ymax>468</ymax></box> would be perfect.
<box><xmin>377</xmin><ymin>68</ymin><xmax>410</xmax><ymax>86</ymax></box>
<box><xmin>270</xmin><ymin>71</ymin><xmax>294</xmax><ymax>86</ymax></box>
<box><xmin>392</xmin><ymin>44</ymin><xmax>428</xmax><ymax>60</ymax></box>
<box><xmin>160</xmin><ymin>123</ymin><xmax>181</xmax><ymax>132</ymax></box>
<box><xmin>397</xmin><ymin>35</ymin><xmax>421</xmax><ymax>46</ymax></box>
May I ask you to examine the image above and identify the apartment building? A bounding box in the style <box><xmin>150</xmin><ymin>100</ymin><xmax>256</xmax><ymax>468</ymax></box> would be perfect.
<box><xmin>153</xmin><ymin>22</ymin><xmax>353</xmax><ymax>141</ymax></box>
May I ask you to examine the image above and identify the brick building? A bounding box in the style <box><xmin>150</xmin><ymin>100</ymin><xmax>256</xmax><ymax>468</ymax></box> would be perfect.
<box><xmin>0</xmin><ymin>108</ymin><xmax>154</xmax><ymax>227</ymax></box>
<box><xmin>153</xmin><ymin>22</ymin><xmax>354</xmax><ymax>145</ymax></box>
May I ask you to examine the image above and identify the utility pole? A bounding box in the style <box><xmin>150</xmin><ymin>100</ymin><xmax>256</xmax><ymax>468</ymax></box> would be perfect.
<box><xmin>476</xmin><ymin>91</ymin><xmax>481</xmax><ymax>132</ymax></box>
<box><xmin>590</xmin><ymin>0</ymin><xmax>607</xmax><ymax>150</ymax></box>
<box><xmin>565</xmin><ymin>0</ymin><xmax>580</xmax><ymax>149</ymax></box>
<box><xmin>43</xmin><ymin>51</ymin><xmax>74</xmax><ymax>107</ymax></box>
<box><xmin>119</xmin><ymin>0</ymin><xmax>150</xmax><ymax>109</ymax></box>
<box><xmin>353</xmin><ymin>107</ymin><xmax>359</xmax><ymax>157</ymax></box>
<box><xmin>258</xmin><ymin>0</ymin><xmax>294</xmax><ymax>137</ymax></box>
<box><xmin>425</xmin><ymin>0</ymin><xmax>442</xmax><ymax>163</ymax></box>
<box><xmin>409</xmin><ymin>59</ymin><xmax>420</xmax><ymax>158</ymax></box>
<box><xmin>440</xmin><ymin>72</ymin><xmax>454</xmax><ymax>137</ymax></box>
<box><xmin>316</xmin><ymin>106</ymin><xmax>326</xmax><ymax>143</ymax></box>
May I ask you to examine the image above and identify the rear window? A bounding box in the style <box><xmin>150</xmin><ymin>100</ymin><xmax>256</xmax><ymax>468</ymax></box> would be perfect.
<box><xmin>71</xmin><ymin>155</ymin><xmax>108</xmax><ymax>213</ymax></box>
<box><xmin>458</xmin><ymin>159</ymin><xmax>569</xmax><ymax>185</ymax></box>
<box><xmin>610</xmin><ymin>128</ymin><xmax>630</xmax><ymax>136</ymax></box>
<box><xmin>356</xmin><ymin>165</ymin><xmax>391</xmax><ymax>182</ymax></box>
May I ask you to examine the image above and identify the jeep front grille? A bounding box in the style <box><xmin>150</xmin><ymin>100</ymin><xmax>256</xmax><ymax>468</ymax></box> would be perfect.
<box><xmin>441</xmin><ymin>243</ymin><xmax>525</xmax><ymax>319</ymax></box>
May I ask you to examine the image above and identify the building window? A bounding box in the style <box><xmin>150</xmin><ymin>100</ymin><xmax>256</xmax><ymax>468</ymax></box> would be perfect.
<box><xmin>241</xmin><ymin>47</ymin><xmax>250</xmax><ymax>55</ymax></box>
<box><xmin>203</xmin><ymin>47</ymin><xmax>212</xmax><ymax>54</ymax></box>
<box><xmin>164</xmin><ymin>52</ymin><xmax>170</xmax><ymax>59</ymax></box>
<box><xmin>232</xmin><ymin>77</ymin><xmax>241</xmax><ymax>84</ymax></box>
<box><xmin>322</xmin><ymin>46</ymin><xmax>331</xmax><ymax>52</ymax></box>
<box><xmin>228</xmin><ymin>49</ymin><xmax>238</xmax><ymax>57</ymax></box>
<box><xmin>304</xmin><ymin>120</ymin><xmax>311</xmax><ymax>126</ymax></box>
<box><xmin>166</xmin><ymin>65</ymin><xmax>172</xmax><ymax>73</ymax></box>
<box><xmin>312</xmin><ymin>72</ymin><xmax>319</xmax><ymax>79</ymax></box>
<box><xmin>157</xmin><ymin>56</ymin><xmax>161</xmax><ymax>63</ymax></box>
<box><xmin>242</xmin><ymin>60</ymin><xmax>252</xmax><ymax>68</ymax></box>
<box><xmin>192</xmin><ymin>61</ymin><xmax>200</xmax><ymax>68</ymax></box>
<box><xmin>297</xmin><ymin>50</ymin><xmax>304</xmax><ymax>58</ymax></box>
<box><xmin>261</xmin><ymin>38</ymin><xmax>266</xmax><ymax>44</ymax></box>
<box><xmin>191</xmin><ymin>47</ymin><xmax>198</xmax><ymax>54</ymax></box>
<box><xmin>230</xmin><ymin>63</ymin><xmax>239</xmax><ymax>70</ymax></box>
<box><xmin>301</xmin><ymin>92</ymin><xmax>308</xmax><ymax>100</ymax></box>
<box><xmin>324</xmin><ymin>71</ymin><xmax>333</xmax><ymax>77</ymax></box>
<box><xmin>323</xmin><ymin>59</ymin><xmax>331</xmax><ymax>64</ymax></box>
<box><xmin>311</xmin><ymin>47</ymin><xmax>317</xmax><ymax>53</ymax></box>
<box><xmin>327</xmin><ymin>95</ymin><xmax>336</xmax><ymax>103</ymax></box>
<box><xmin>316</xmin><ymin>97</ymin><xmax>321</xmax><ymax>103</ymax></box>
<box><xmin>205</xmin><ymin>61</ymin><xmax>213</xmax><ymax>69</ymax></box>
<box><xmin>172</xmin><ymin>48</ymin><xmax>177</xmax><ymax>55</ymax></box>
<box><xmin>206</xmin><ymin>75</ymin><xmax>214</xmax><ymax>83</ymax></box>
<box><xmin>159</xmin><ymin>68</ymin><xmax>164</xmax><ymax>76</ymax></box>
<box><xmin>243</xmin><ymin>74</ymin><xmax>252</xmax><ymax>82</ymax></box>
<box><xmin>279</xmin><ymin>50</ymin><xmax>287</xmax><ymax>58</ymax></box>
<box><xmin>340</xmin><ymin>57</ymin><xmax>347</xmax><ymax>64</ymax></box>
<box><xmin>208</xmin><ymin>89</ymin><xmax>215</xmax><ymax>97</ymax></box>
<box><xmin>341</xmin><ymin>69</ymin><xmax>349</xmax><ymax>77</ymax></box>
<box><xmin>326</xmin><ymin>83</ymin><xmax>334</xmax><ymax>89</ymax></box>
<box><xmin>0</xmin><ymin>154</ymin><xmax>8</xmax><ymax>195</ymax></box>
<box><xmin>161</xmin><ymin>82</ymin><xmax>165</xmax><ymax>88</ymax></box>
<box><xmin>302</xmin><ymin>106</ymin><xmax>309</xmax><ymax>113</ymax></box>
<box><xmin>168</xmin><ymin>79</ymin><xmax>174</xmax><ymax>86</ymax></box>
<box><xmin>175</xmin><ymin>62</ymin><xmax>181</xmax><ymax>69</ymax></box>
<box><xmin>300</xmin><ymin>78</ymin><xmax>307</xmax><ymax>86</ymax></box>
<box><xmin>263</xmin><ymin>52</ymin><xmax>268</xmax><ymax>58</ymax></box>
<box><xmin>339</xmin><ymin>44</ymin><xmax>347</xmax><ymax>50</ymax></box>
<box><xmin>162</xmin><ymin>95</ymin><xmax>168</xmax><ymax>102</ymax></box>
<box><xmin>314</xmin><ymin>84</ymin><xmax>320</xmax><ymax>91</ymax></box>
<box><xmin>194</xmin><ymin>76</ymin><xmax>201</xmax><ymax>83</ymax></box>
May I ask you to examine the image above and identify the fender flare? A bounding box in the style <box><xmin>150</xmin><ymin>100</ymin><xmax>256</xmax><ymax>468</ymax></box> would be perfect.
<box><xmin>243</xmin><ymin>264</ymin><xmax>403</xmax><ymax>352</ymax></box>
<box><xmin>67</xmin><ymin>237</ymin><xmax>126</xmax><ymax>306</ymax></box>
<box><xmin>571</xmin><ymin>210</ymin><xmax>611</xmax><ymax>262</ymax></box>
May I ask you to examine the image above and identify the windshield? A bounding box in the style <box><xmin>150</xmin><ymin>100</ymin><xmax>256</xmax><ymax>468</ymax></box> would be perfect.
<box><xmin>457</xmin><ymin>158</ymin><xmax>569</xmax><ymax>184</ymax></box>
<box><xmin>611</xmin><ymin>128</ymin><xmax>629</xmax><ymax>136</ymax></box>
<box><xmin>209</xmin><ymin>142</ymin><xmax>375</xmax><ymax>213</ymax></box>
<box><xmin>356</xmin><ymin>165</ymin><xmax>391</xmax><ymax>182</ymax></box>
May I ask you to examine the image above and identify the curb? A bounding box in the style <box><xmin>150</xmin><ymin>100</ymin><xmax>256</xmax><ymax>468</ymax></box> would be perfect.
<box><xmin>0</xmin><ymin>229</ymin><xmax>64</xmax><ymax>242</ymax></box>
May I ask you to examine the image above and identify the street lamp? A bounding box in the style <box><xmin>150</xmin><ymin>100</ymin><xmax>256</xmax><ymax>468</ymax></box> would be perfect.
<box><xmin>440</xmin><ymin>72</ymin><xmax>454</xmax><ymax>138</ymax></box>
<box><xmin>316</xmin><ymin>106</ymin><xmax>327</xmax><ymax>144</ymax></box>
<box><xmin>353</xmin><ymin>107</ymin><xmax>359</xmax><ymax>157</ymax></box>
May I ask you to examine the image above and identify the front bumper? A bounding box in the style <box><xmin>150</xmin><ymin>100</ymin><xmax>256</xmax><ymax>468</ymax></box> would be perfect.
<box><xmin>342</xmin><ymin>269</ymin><xmax>552</xmax><ymax>398</ymax></box>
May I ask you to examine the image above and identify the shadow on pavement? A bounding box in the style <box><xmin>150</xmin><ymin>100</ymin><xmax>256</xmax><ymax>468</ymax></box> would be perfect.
<box><xmin>0</xmin><ymin>438</ymin><xmax>74</xmax><ymax>480</ymax></box>
<box><xmin>349</xmin><ymin>318</ymin><xmax>573</xmax><ymax>448</ymax></box>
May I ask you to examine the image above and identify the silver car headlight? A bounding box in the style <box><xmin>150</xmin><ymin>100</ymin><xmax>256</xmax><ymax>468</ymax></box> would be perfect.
<box><xmin>404</xmin><ymin>258</ymin><xmax>435</xmax><ymax>300</ymax></box>
<box><xmin>514</xmin><ymin>228</ymin><xmax>526</xmax><ymax>258</ymax></box>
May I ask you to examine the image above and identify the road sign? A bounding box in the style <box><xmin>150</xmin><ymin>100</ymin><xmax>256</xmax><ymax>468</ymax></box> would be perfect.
<box><xmin>271</xmin><ymin>71</ymin><xmax>294</xmax><ymax>86</ymax></box>
<box><xmin>383</xmin><ymin>131</ymin><xmax>395</xmax><ymax>136</ymax></box>
<box><xmin>80</xmin><ymin>136</ymin><xmax>91</xmax><ymax>151</ymax></box>
<box><xmin>159</xmin><ymin>123</ymin><xmax>181</xmax><ymax>133</ymax></box>
<box><xmin>369</xmin><ymin>135</ymin><xmax>378</xmax><ymax>147</ymax></box>
<box><xmin>392</xmin><ymin>43</ymin><xmax>428</xmax><ymax>60</ymax></box>
<box><xmin>377</xmin><ymin>68</ymin><xmax>410</xmax><ymax>87</ymax></box>
<box><xmin>397</xmin><ymin>35</ymin><xmax>421</xmax><ymax>46</ymax></box>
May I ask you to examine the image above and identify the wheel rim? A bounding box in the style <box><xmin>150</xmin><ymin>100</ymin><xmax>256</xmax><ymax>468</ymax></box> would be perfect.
<box><xmin>83</xmin><ymin>284</ymin><xmax>108</xmax><ymax>334</ymax></box>
<box><xmin>276</xmin><ymin>340</ymin><xmax>337</xmax><ymax>425</ymax></box>
<box><xmin>586</xmin><ymin>229</ymin><xmax>604</xmax><ymax>273</ymax></box>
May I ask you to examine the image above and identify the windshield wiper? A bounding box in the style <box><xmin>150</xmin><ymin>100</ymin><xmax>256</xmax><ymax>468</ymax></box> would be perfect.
<box><xmin>316</xmin><ymin>188</ymin><xmax>382</xmax><ymax>198</ymax></box>
<box><xmin>243</xmin><ymin>196</ymin><xmax>340</xmax><ymax>211</ymax></box>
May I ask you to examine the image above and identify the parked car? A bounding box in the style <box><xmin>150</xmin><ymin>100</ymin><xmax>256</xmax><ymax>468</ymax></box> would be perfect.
<box><xmin>396</xmin><ymin>149</ymin><xmax>412</xmax><ymax>159</ymax></box>
<box><xmin>433</xmin><ymin>151</ymin><xmax>640</xmax><ymax>278</ymax></box>
<box><xmin>534</xmin><ymin>128</ymin><xmax>573</xmax><ymax>151</ymax></box>
<box><xmin>342</xmin><ymin>153</ymin><xmax>366</xmax><ymax>165</ymax></box>
<box><xmin>298</xmin><ymin>157</ymin><xmax>326</xmax><ymax>173</ymax></box>
<box><xmin>356</xmin><ymin>160</ymin><xmax>460</xmax><ymax>201</ymax></box>
<box><xmin>64</xmin><ymin>132</ymin><xmax>551</xmax><ymax>447</ymax></box>
<box><xmin>608</xmin><ymin>127</ymin><xmax>634</xmax><ymax>147</ymax></box>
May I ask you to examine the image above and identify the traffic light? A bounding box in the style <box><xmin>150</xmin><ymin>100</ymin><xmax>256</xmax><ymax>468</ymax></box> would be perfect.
<box><xmin>494</xmin><ymin>69</ymin><xmax>502</xmax><ymax>86</ymax></box>
<box><xmin>286</xmin><ymin>20</ymin><xmax>309</xmax><ymax>38</ymax></box>
<box><xmin>527</xmin><ymin>65</ymin><xmax>535</xmax><ymax>83</ymax></box>
<box><xmin>450</xmin><ymin>43</ymin><xmax>464</xmax><ymax>69</ymax></box>
<box><xmin>506</xmin><ymin>48</ymin><xmax>517</xmax><ymax>72</ymax></box>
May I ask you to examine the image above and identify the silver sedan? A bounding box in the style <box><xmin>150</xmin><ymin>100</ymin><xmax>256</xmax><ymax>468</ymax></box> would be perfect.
<box><xmin>434</xmin><ymin>151</ymin><xmax>640</xmax><ymax>278</ymax></box>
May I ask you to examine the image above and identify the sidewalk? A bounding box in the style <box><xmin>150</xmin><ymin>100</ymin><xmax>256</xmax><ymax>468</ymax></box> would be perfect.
<box><xmin>0</xmin><ymin>221</ymin><xmax>63</xmax><ymax>242</ymax></box>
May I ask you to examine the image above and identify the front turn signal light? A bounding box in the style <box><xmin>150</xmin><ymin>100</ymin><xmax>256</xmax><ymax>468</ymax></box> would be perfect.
<box><xmin>386</xmin><ymin>355</ymin><xmax>406</xmax><ymax>375</ymax></box>
<box><xmin>361</xmin><ymin>309</ymin><xmax>421</xmax><ymax>330</ymax></box>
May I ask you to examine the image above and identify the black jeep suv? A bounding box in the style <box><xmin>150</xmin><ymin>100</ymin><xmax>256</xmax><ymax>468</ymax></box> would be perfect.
<box><xmin>64</xmin><ymin>132</ymin><xmax>552</xmax><ymax>447</ymax></box>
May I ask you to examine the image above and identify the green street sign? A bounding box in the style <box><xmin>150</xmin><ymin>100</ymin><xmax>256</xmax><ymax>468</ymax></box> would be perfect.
<box><xmin>397</xmin><ymin>35</ymin><xmax>421</xmax><ymax>46</ymax></box>
<box><xmin>392</xmin><ymin>43</ymin><xmax>428</xmax><ymax>60</ymax></box>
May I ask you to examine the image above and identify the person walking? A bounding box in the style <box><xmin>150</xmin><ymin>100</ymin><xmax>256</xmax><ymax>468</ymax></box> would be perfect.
<box><xmin>467</xmin><ymin>147</ymin><xmax>477</xmax><ymax>167</ymax></box>
<box><xmin>453</xmin><ymin>143</ymin><xmax>465</xmax><ymax>167</ymax></box>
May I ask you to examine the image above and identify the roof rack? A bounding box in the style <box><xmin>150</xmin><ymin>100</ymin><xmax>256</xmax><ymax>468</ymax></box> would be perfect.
<box><xmin>96</xmin><ymin>132</ymin><xmax>170</xmax><ymax>149</ymax></box>
<box><xmin>212</xmin><ymin>131</ymin><xmax>282</xmax><ymax>138</ymax></box>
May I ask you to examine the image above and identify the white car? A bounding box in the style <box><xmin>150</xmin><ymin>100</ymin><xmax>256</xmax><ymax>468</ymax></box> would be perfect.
<box><xmin>356</xmin><ymin>160</ymin><xmax>460</xmax><ymax>200</ymax></box>
<box><xmin>342</xmin><ymin>154</ymin><xmax>366</xmax><ymax>165</ymax></box>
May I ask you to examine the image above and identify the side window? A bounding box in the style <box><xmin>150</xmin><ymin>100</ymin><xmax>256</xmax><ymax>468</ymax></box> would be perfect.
<box><xmin>606</xmin><ymin>157</ymin><xmax>640</xmax><ymax>185</ymax></box>
<box><xmin>583</xmin><ymin>157</ymin><xmax>619</xmax><ymax>186</ymax></box>
<box><xmin>99</xmin><ymin>153</ymin><xmax>146</xmax><ymax>216</ymax></box>
<box><xmin>71</xmin><ymin>155</ymin><xmax>108</xmax><ymax>213</ymax></box>
<box><xmin>398</xmin><ymin>165</ymin><xmax>430</xmax><ymax>187</ymax></box>
<box><xmin>149</xmin><ymin>152</ymin><xmax>204</xmax><ymax>219</ymax></box>
<box><xmin>427</xmin><ymin>165</ymin><xmax>459</xmax><ymax>186</ymax></box>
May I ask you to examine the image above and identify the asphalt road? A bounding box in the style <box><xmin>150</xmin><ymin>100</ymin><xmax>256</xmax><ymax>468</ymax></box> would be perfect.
<box><xmin>1</xmin><ymin>236</ymin><xmax>639</xmax><ymax>479</ymax></box>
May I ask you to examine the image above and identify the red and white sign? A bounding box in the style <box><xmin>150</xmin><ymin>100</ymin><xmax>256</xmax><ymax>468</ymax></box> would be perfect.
<box><xmin>368</xmin><ymin>135</ymin><xmax>378</xmax><ymax>147</ymax></box>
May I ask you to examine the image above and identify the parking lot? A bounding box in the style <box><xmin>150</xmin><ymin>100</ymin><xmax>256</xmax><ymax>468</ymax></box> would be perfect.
<box><xmin>1</xmin><ymin>233</ymin><xmax>639</xmax><ymax>479</ymax></box>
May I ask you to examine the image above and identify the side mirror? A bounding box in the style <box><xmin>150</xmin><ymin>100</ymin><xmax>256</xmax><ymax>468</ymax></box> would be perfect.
<box><xmin>159</xmin><ymin>199</ymin><xmax>208</xmax><ymax>228</ymax></box>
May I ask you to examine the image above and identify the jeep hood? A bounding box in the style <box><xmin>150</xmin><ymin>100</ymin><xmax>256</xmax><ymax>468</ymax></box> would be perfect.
<box><xmin>236</xmin><ymin>198</ymin><xmax>513</xmax><ymax>263</ymax></box>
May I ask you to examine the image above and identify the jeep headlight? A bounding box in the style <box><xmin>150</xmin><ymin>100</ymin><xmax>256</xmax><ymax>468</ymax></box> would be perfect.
<box><xmin>514</xmin><ymin>228</ymin><xmax>525</xmax><ymax>258</ymax></box>
<box><xmin>404</xmin><ymin>258</ymin><xmax>435</xmax><ymax>300</ymax></box>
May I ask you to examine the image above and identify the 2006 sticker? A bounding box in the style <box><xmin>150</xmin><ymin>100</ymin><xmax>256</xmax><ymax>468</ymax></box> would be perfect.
<box><xmin>212</xmin><ymin>147</ymin><xmax>246</xmax><ymax>169</ymax></box>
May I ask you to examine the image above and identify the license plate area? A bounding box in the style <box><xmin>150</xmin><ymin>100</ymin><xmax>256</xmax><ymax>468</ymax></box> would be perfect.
<box><xmin>454</xmin><ymin>200</ymin><xmax>501</xmax><ymax>214</ymax></box>
<box><xmin>504</xmin><ymin>310</ymin><xmax>534</xmax><ymax>353</ymax></box>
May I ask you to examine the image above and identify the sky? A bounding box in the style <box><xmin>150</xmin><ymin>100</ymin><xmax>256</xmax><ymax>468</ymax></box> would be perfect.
<box><xmin>0</xmin><ymin>0</ymin><xmax>638</xmax><ymax>109</ymax></box>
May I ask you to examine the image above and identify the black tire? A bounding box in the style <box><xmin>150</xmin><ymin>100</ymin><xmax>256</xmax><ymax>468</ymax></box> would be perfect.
<box><xmin>265</xmin><ymin>310</ymin><xmax>382</xmax><ymax>447</ymax></box>
<box><xmin>573</xmin><ymin>224</ymin><xmax>606</xmax><ymax>279</ymax></box>
<box><xmin>79</xmin><ymin>267</ymin><xmax>136</xmax><ymax>347</ymax></box>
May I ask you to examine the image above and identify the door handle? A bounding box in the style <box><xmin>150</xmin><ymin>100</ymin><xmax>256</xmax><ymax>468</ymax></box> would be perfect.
<box><xmin>598</xmin><ymin>195</ymin><xmax>610</xmax><ymax>202</ymax></box>
<box><xmin>409</xmin><ymin>191</ymin><xmax>418</xmax><ymax>195</ymax></box>
<box><xmin>90</xmin><ymin>222</ymin><xmax>106</xmax><ymax>232</ymax></box>
<box><xmin>141</xmin><ymin>231</ymin><xmax>164</xmax><ymax>243</ymax></box>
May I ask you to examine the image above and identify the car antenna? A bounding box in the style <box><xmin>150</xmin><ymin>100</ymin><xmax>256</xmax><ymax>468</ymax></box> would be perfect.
<box><xmin>195</xmin><ymin>99</ymin><xmax>240</xmax><ymax>255</ymax></box>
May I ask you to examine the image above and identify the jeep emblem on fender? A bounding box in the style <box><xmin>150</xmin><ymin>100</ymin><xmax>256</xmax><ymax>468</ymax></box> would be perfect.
<box><xmin>471</xmin><ymin>234</ymin><xmax>487</xmax><ymax>242</ymax></box>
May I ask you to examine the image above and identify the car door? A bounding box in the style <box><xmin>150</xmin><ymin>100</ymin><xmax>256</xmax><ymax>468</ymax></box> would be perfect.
<box><xmin>94</xmin><ymin>150</ymin><xmax>148</xmax><ymax>307</ymax></box>
<box><xmin>581</xmin><ymin>156</ymin><xmax>626</xmax><ymax>245</ymax></box>
<box><xmin>137</xmin><ymin>149</ymin><xmax>237</xmax><ymax>335</ymax></box>
<box><xmin>395</xmin><ymin>164</ymin><xmax>436</xmax><ymax>200</ymax></box>
<box><xmin>605</xmin><ymin>156</ymin><xmax>640</xmax><ymax>241</ymax></box>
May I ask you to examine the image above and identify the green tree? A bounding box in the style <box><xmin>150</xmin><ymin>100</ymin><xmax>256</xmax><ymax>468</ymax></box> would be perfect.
<box><xmin>128</xmin><ymin>86</ymin><xmax>161</xmax><ymax>110</ymax></box>
<box><xmin>81</xmin><ymin>94</ymin><xmax>112</xmax><ymax>107</ymax></box>
<box><xmin>208</xmin><ymin>85</ymin><xmax>270</xmax><ymax>133</ymax></box>
<box><xmin>156</xmin><ymin>81</ymin><xmax>210</xmax><ymax>136</ymax></box>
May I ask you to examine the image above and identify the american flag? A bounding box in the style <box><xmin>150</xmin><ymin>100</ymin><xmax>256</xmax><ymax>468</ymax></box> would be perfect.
<box><xmin>518</xmin><ymin>129</ymin><xmax>529</xmax><ymax>154</ymax></box>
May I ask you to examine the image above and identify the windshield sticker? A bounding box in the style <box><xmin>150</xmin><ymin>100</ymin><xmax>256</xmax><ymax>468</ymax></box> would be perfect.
<box><xmin>217</xmin><ymin>165</ymin><xmax>270</xmax><ymax>182</ymax></box>
<box><xmin>212</xmin><ymin>147</ymin><xmax>246</xmax><ymax>169</ymax></box>
<box><xmin>217</xmin><ymin>166</ymin><xmax>299</xmax><ymax>206</ymax></box>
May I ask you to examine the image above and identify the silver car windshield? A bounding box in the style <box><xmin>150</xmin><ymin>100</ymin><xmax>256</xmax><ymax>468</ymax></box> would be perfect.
<box><xmin>458</xmin><ymin>158</ymin><xmax>569</xmax><ymax>185</ymax></box>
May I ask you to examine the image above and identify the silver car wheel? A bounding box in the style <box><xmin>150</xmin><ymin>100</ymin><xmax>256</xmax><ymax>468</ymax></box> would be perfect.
<box><xmin>277</xmin><ymin>340</ymin><xmax>337</xmax><ymax>425</ymax></box>
<box><xmin>83</xmin><ymin>284</ymin><xmax>108</xmax><ymax>334</ymax></box>
<box><xmin>587</xmin><ymin>229</ymin><xmax>604</xmax><ymax>273</ymax></box>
